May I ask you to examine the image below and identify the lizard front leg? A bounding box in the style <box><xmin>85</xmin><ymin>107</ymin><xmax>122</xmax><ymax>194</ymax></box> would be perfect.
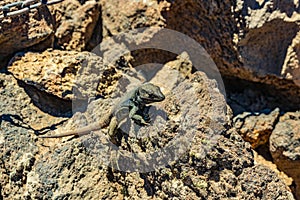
<box><xmin>129</xmin><ymin>105</ymin><xmax>149</xmax><ymax>125</ymax></box>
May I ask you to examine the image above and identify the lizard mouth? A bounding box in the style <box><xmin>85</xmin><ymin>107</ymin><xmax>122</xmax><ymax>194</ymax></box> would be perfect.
<box><xmin>142</xmin><ymin>95</ymin><xmax>165</xmax><ymax>103</ymax></box>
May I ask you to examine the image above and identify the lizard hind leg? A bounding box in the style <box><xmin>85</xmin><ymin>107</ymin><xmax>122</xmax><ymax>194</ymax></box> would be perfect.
<box><xmin>108</xmin><ymin>116</ymin><xmax>118</xmax><ymax>138</ymax></box>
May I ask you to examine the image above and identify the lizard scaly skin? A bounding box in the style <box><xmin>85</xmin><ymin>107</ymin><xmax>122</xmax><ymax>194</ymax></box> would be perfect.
<box><xmin>39</xmin><ymin>83</ymin><xmax>165</xmax><ymax>139</ymax></box>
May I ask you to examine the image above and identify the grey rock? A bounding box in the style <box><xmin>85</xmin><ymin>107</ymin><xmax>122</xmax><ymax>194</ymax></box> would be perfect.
<box><xmin>270</xmin><ymin>111</ymin><xmax>300</xmax><ymax>199</ymax></box>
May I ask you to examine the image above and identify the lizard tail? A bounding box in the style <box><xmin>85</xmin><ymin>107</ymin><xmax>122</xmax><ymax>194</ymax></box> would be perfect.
<box><xmin>39</xmin><ymin>114</ymin><xmax>112</xmax><ymax>138</ymax></box>
<box><xmin>39</xmin><ymin>126</ymin><xmax>96</xmax><ymax>138</ymax></box>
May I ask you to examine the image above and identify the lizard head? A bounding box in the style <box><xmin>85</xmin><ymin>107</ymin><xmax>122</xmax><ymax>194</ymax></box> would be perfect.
<box><xmin>137</xmin><ymin>83</ymin><xmax>165</xmax><ymax>104</ymax></box>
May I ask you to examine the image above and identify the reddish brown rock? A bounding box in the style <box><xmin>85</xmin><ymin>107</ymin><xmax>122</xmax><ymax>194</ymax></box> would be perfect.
<box><xmin>101</xmin><ymin>0</ymin><xmax>168</xmax><ymax>38</ymax></box>
<box><xmin>50</xmin><ymin>0</ymin><xmax>101</xmax><ymax>51</ymax></box>
<box><xmin>0</xmin><ymin>1</ymin><xmax>56</xmax><ymax>67</ymax></box>
<box><xmin>7</xmin><ymin>49</ymin><xmax>121</xmax><ymax>101</ymax></box>
<box><xmin>234</xmin><ymin>108</ymin><xmax>280</xmax><ymax>148</ymax></box>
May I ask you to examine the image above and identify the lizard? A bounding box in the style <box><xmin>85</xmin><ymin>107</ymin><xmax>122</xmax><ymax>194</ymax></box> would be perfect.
<box><xmin>39</xmin><ymin>83</ymin><xmax>165</xmax><ymax>139</ymax></box>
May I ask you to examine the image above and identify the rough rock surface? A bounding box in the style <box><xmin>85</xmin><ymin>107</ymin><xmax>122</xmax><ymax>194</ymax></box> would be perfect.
<box><xmin>270</xmin><ymin>111</ymin><xmax>300</xmax><ymax>199</ymax></box>
<box><xmin>224</xmin><ymin>77</ymin><xmax>300</xmax><ymax>115</ymax></box>
<box><xmin>0</xmin><ymin>0</ymin><xmax>56</xmax><ymax>67</ymax></box>
<box><xmin>253</xmin><ymin>150</ymin><xmax>293</xmax><ymax>189</ymax></box>
<box><xmin>1</xmin><ymin>0</ymin><xmax>299</xmax><ymax>199</ymax></box>
<box><xmin>49</xmin><ymin>0</ymin><xmax>102</xmax><ymax>51</ymax></box>
<box><xmin>1</xmin><ymin>0</ymin><xmax>300</xmax><ymax>91</ymax></box>
<box><xmin>0</xmin><ymin>73</ymin><xmax>63</xmax><ymax>131</ymax></box>
<box><xmin>162</xmin><ymin>0</ymin><xmax>240</xmax><ymax>77</ymax></box>
<box><xmin>283</xmin><ymin>31</ymin><xmax>300</xmax><ymax>87</ymax></box>
<box><xmin>100</xmin><ymin>0</ymin><xmax>300</xmax><ymax>113</ymax></box>
<box><xmin>101</xmin><ymin>0</ymin><xmax>168</xmax><ymax>38</ymax></box>
<box><xmin>1</xmin><ymin>0</ymin><xmax>299</xmax><ymax>105</ymax></box>
<box><xmin>0</xmin><ymin>73</ymin><xmax>65</xmax><ymax>198</ymax></box>
<box><xmin>1</xmin><ymin>54</ymin><xmax>295</xmax><ymax>199</ymax></box>
<box><xmin>7</xmin><ymin>49</ymin><xmax>122</xmax><ymax>101</ymax></box>
<box><xmin>164</xmin><ymin>0</ymin><xmax>300</xmax><ymax>113</ymax></box>
<box><xmin>234</xmin><ymin>108</ymin><xmax>280</xmax><ymax>148</ymax></box>
<box><xmin>234</xmin><ymin>0</ymin><xmax>300</xmax><ymax>88</ymax></box>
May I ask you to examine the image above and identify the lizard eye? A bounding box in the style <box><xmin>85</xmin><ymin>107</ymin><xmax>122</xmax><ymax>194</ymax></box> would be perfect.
<box><xmin>140</xmin><ymin>89</ymin><xmax>149</xmax><ymax>96</ymax></box>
